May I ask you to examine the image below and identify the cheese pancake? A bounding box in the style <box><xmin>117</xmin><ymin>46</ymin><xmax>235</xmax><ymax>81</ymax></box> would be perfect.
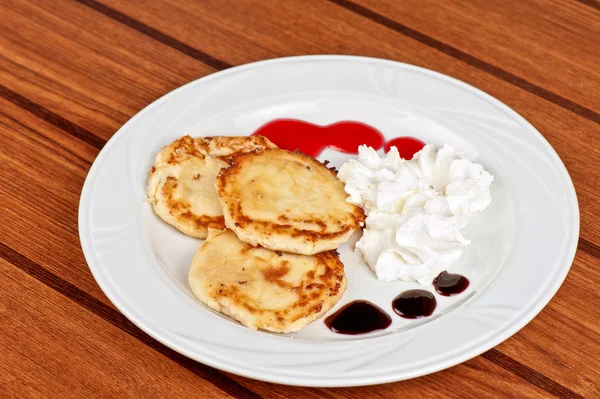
<box><xmin>147</xmin><ymin>135</ymin><xmax>276</xmax><ymax>238</ymax></box>
<box><xmin>189</xmin><ymin>229</ymin><xmax>347</xmax><ymax>333</ymax></box>
<box><xmin>216</xmin><ymin>149</ymin><xmax>365</xmax><ymax>255</ymax></box>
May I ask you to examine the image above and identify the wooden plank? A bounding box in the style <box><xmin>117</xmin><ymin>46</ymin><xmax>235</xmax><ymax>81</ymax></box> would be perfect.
<box><xmin>494</xmin><ymin>250</ymin><xmax>600</xmax><ymax>397</ymax></box>
<box><xmin>0</xmin><ymin>0</ymin><xmax>214</xmax><ymax>141</ymax></box>
<box><xmin>92</xmin><ymin>0</ymin><xmax>600</xmax><ymax>121</ymax></box>
<box><xmin>348</xmin><ymin>0</ymin><xmax>600</xmax><ymax>114</ymax></box>
<box><xmin>0</xmin><ymin>0</ymin><xmax>597</xmax><ymax>395</ymax></box>
<box><xmin>0</xmin><ymin>98</ymin><xmax>108</xmax><ymax>305</ymax></box>
<box><xmin>0</xmin><ymin>258</ymin><xmax>238</xmax><ymax>399</ymax></box>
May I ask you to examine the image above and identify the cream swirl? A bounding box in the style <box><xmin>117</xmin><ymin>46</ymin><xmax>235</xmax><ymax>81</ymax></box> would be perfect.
<box><xmin>339</xmin><ymin>144</ymin><xmax>493</xmax><ymax>284</ymax></box>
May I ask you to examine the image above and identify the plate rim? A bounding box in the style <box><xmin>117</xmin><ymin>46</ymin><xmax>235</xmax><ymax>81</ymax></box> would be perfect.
<box><xmin>78</xmin><ymin>55</ymin><xmax>580</xmax><ymax>387</ymax></box>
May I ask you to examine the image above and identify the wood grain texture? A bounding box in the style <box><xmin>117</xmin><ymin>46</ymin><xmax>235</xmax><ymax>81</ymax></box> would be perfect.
<box><xmin>350</xmin><ymin>0</ymin><xmax>600</xmax><ymax>114</ymax></box>
<box><xmin>1</xmin><ymin>0</ymin><xmax>214</xmax><ymax>140</ymax></box>
<box><xmin>0</xmin><ymin>97</ymin><xmax>109</xmax><ymax>305</ymax></box>
<box><xmin>1</xmin><ymin>0</ymin><xmax>599</xmax><ymax>397</ymax></box>
<box><xmin>494</xmin><ymin>251</ymin><xmax>600</xmax><ymax>397</ymax></box>
<box><xmin>0</xmin><ymin>259</ymin><xmax>240</xmax><ymax>399</ymax></box>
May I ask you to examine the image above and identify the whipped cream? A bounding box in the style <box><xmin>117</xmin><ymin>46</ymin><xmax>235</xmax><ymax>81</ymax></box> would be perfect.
<box><xmin>338</xmin><ymin>144</ymin><xmax>493</xmax><ymax>284</ymax></box>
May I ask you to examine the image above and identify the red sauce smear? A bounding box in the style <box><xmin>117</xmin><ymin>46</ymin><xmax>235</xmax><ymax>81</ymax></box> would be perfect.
<box><xmin>252</xmin><ymin>119</ymin><xmax>385</xmax><ymax>157</ymax></box>
<box><xmin>384</xmin><ymin>137</ymin><xmax>425</xmax><ymax>160</ymax></box>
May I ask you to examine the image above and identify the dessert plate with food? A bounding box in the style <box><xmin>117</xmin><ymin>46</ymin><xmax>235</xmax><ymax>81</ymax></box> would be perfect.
<box><xmin>79</xmin><ymin>56</ymin><xmax>579</xmax><ymax>386</ymax></box>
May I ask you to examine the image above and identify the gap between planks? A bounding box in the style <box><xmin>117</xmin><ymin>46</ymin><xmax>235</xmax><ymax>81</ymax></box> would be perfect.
<box><xmin>72</xmin><ymin>0</ymin><xmax>600</xmax><ymax>125</ymax></box>
<box><xmin>324</xmin><ymin>0</ymin><xmax>599</xmax><ymax>125</ymax></box>
<box><xmin>572</xmin><ymin>0</ymin><xmax>600</xmax><ymax>12</ymax></box>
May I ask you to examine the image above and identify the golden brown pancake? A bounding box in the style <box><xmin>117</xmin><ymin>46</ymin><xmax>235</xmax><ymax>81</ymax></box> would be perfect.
<box><xmin>216</xmin><ymin>149</ymin><xmax>365</xmax><ymax>255</ymax></box>
<box><xmin>189</xmin><ymin>229</ymin><xmax>347</xmax><ymax>333</ymax></box>
<box><xmin>147</xmin><ymin>135</ymin><xmax>276</xmax><ymax>238</ymax></box>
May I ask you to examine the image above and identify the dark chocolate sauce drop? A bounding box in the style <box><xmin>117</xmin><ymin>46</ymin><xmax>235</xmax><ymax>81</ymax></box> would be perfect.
<box><xmin>433</xmin><ymin>271</ymin><xmax>470</xmax><ymax>296</ymax></box>
<box><xmin>392</xmin><ymin>290</ymin><xmax>437</xmax><ymax>319</ymax></box>
<box><xmin>325</xmin><ymin>300</ymin><xmax>392</xmax><ymax>335</ymax></box>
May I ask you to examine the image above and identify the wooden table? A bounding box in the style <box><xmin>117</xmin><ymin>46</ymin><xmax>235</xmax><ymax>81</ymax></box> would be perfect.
<box><xmin>2</xmin><ymin>0</ymin><xmax>599</xmax><ymax>397</ymax></box>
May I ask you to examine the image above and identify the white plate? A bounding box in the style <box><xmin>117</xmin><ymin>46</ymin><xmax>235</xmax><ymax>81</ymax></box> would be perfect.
<box><xmin>79</xmin><ymin>56</ymin><xmax>579</xmax><ymax>387</ymax></box>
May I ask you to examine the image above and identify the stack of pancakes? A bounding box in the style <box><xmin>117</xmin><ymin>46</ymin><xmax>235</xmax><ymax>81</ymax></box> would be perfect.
<box><xmin>147</xmin><ymin>135</ymin><xmax>364</xmax><ymax>333</ymax></box>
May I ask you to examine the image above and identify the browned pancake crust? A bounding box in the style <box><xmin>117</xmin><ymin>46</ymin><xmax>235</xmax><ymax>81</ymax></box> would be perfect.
<box><xmin>197</xmin><ymin>135</ymin><xmax>277</xmax><ymax>161</ymax></box>
<box><xmin>147</xmin><ymin>136</ymin><xmax>226</xmax><ymax>237</ymax></box>
<box><xmin>189</xmin><ymin>230</ymin><xmax>347</xmax><ymax>332</ymax></box>
<box><xmin>159</xmin><ymin>175</ymin><xmax>225</xmax><ymax>230</ymax></box>
<box><xmin>148</xmin><ymin>136</ymin><xmax>276</xmax><ymax>238</ymax></box>
<box><xmin>216</xmin><ymin>149</ymin><xmax>365</xmax><ymax>254</ymax></box>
